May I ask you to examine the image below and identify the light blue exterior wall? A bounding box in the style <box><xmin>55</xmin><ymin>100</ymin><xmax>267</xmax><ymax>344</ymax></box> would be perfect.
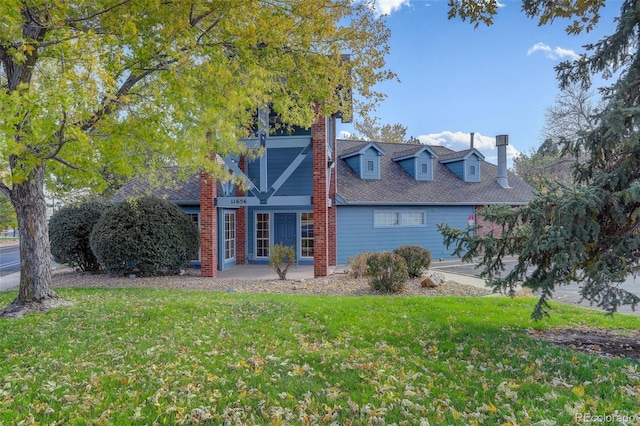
<box><xmin>336</xmin><ymin>205</ymin><xmax>475</xmax><ymax>263</ymax></box>
<box><xmin>344</xmin><ymin>156</ymin><xmax>361</xmax><ymax>176</ymax></box>
<box><xmin>361</xmin><ymin>147</ymin><xmax>380</xmax><ymax>179</ymax></box>
<box><xmin>465</xmin><ymin>155</ymin><xmax>481</xmax><ymax>182</ymax></box>
<box><xmin>444</xmin><ymin>160</ymin><xmax>465</xmax><ymax>180</ymax></box>
<box><xmin>443</xmin><ymin>154</ymin><xmax>482</xmax><ymax>182</ymax></box>
<box><xmin>396</xmin><ymin>152</ymin><xmax>434</xmax><ymax>181</ymax></box>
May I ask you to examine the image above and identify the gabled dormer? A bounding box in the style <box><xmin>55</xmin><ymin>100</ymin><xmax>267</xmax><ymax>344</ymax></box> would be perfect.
<box><xmin>339</xmin><ymin>142</ymin><xmax>385</xmax><ymax>179</ymax></box>
<box><xmin>439</xmin><ymin>149</ymin><xmax>485</xmax><ymax>182</ymax></box>
<box><xmin>392</xmin><ymin>145</ymin><xmax>438</xmax><ymax>181</ymax></box>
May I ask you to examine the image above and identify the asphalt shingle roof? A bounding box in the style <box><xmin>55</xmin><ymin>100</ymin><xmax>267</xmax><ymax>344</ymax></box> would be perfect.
<box><xmin>113</xmin><ymin>167</ymin><xmax>201</xmax><ymax>204</ymax></box>
<box><xmin>336</xmin><ymin>139</ymin><xmax>534</xmax><ymax>205</ymax></box>
<box><xmin>113</xmin><ymin>142</ymin><xmax>535</xmax><ymax>207</ymax></box>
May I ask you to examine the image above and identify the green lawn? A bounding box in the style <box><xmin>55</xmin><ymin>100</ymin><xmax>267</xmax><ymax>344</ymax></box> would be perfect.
<box><xmin>1</xmin><ymin>289</ymin><xmax>638</xmax><ymax>425</ymax></box>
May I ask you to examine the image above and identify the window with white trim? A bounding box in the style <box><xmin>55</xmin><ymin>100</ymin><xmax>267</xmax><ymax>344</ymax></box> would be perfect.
<box><xmin>224</xmin><ymin>212</ymin><xmax>236</xmax><ymax>261</ymax></box>
<box><xmin>374</xmin><ymin>211</ymin><xmax>399</xmax><ymax>227</ymax></box>
<box><xmin>367</xmin><ymin>160</ymin><xmax>375</xmax><ymax>172</ymax></box>
<box><xmin>374</xmin><ymin>211</ymin><xmax>425</xmax><ymax>227</ymax></box>
<box><xmin>256</xmin><ymin>213</ymin><xmax>270</xmax><ymax>258</ymax></box>
<box><xmin>300</xmin><ymin>212</ymin><xmax>314</xmax><ymax>257</ymax></box>
<box><xmin>402</xmin><ymin>211</ymin><xmax>425</xmax><ymax>226</ymax></box>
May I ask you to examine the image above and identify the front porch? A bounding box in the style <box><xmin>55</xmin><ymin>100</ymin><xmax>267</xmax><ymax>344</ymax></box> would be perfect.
<box><xmin>216</xmin><ymin>264</ymin><xmax>347</xmax><ymax>281</ymax></box>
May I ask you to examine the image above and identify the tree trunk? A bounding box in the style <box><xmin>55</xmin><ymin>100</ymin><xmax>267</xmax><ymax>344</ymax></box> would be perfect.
<box><xmin>1</xmin><ymin>163</ymin><xmax>62</xmax><ymax>318</ymax></box>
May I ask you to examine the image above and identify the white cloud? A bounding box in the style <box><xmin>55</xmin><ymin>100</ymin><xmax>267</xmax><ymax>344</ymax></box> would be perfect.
<box><xmin>527</xmin><ymin>42</ymin><xmax>579</xmax><ymax>60</ymax></box>
<box><xmin>338</xmin><ymin>130</ymin><xmax>354</xmax><ymax>139</ymax></box>
<box><xmin>417</xmin><ymin>131</ymin><xmax>519</xmax><ymax>165</ymax></box>
<box><xmin>364</xmin><ymin>0</ymin><xmax>411</xmax><ymax>17</ymax></box>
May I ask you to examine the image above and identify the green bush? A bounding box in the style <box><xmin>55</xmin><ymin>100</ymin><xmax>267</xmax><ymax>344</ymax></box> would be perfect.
<box><xmin>366</xmin><ymin>252</ymin><xmax>408</xmax><ymax>293</ymax></box>
<box><xmin>49</xmin><ymin>201</ymin><xmax>108</xmax><ymax>272</ymax></box>
<box><xmin>90</xmin><ymin>197</ymin><xmax>199</xmax><ymax>277</ymax></box>
<box><xmin>393</xmin><ymin>245</ymin><xmax>432</xmax><ymax>278</ymax></box>
<box><xmin>269</xmin><ymin>243</ymin><xmax>296</xmax><ymax>280</ymax></box>
<box><xmin>347</xmin><ymin>251</ymin><xmax>369</xmax><ymax>278</ymax></box>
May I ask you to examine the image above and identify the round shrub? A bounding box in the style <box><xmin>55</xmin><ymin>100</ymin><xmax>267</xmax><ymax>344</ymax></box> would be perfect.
<box><xmin>49</xmin><ymin>201</ymin><xmax>108</xmax><ymax>272</ymax></box>
<box><xmin>90</xmin><ymin>197</ymin><xmax>199</xmax><ymax>277</ymax></box>
<box><xmin>366</xmin><ymin>251</ymin><xmax>409</xmax><ymax>293</ymax></box>
<box><xmin>393</xmin><ymin>245</ymin><xmax>432</xmax><ymax>278</ymax></box>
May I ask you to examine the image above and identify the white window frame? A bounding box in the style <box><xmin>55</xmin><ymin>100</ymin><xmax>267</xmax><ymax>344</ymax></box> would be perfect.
<box><xmin>224</xmin><ymin>211</ymin><xmax>236</xmax><ymax>261</ymax></box>
<box><xmin>374</xmin><ymin>211</ymin><xmax>400</xmax><ymax>227</ymax></box>
<box><xmin>255</xmin><ymin>212</ymin><xmax>270</xmax><ymax>258</ymax></box>
<box><xmin>374</xmin><ymin>210</ymin><xmax>426</xmax><ymax>228</ymax></box>
<box><xmin>186</xmin><ymin>213</ymin><xmax>201</xmax><ymax>261</ymax></box>
<box><xmin>300</xmin><ymin>212</ymin><xmax>314</xmax><ymax>258</ymax></box>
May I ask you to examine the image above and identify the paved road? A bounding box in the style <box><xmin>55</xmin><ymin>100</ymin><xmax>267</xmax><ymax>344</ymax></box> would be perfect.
<box><xmin>431</xmin><ymin>258</ymin><xmax>640</xmax><ymax>317</ymax></box>
<box><xmin>0</xmin><ymin>244</ymin><xmax>20</xmax><ymax>276</ymax></box>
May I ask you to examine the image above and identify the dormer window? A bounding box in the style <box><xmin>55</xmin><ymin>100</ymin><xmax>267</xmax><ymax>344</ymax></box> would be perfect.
<box><xmin>439</xmin><ymin>149</ymin><xmax>484</xmax><ymax>183</ymax></box>
<box><xmin>392</xmin><ymin>146</ymin><xmax>438</xmax><ymax>181</ymax></box>
<box><xmin>339</xmin><ymin>142</ymin><xmax>385</xmax><ymax>180</ymax></box>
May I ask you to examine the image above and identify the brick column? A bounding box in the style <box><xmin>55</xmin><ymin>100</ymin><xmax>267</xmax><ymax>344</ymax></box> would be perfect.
<box><xmin>328</xmin><ymin>116</ymin><xmax>338</xmax><ymax>266</ymax></box>
<box><xmin>236</xmin><ymin>155</ymin><xmax>247</xmax><ymax>264</ymax></box>
<box><xmin>200</xmin><ymin>171</ymin><xmax>217</xmax><ymax>277</ymax></box>
<box><xmin>313</xmin><ymin>115</ymin><xmax>329</xmax><ymax>277</ymax></box>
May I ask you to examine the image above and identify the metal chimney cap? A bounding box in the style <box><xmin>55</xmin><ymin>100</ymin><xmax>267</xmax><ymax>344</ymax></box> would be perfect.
<box><xmin>496</xmin><ymin>134</ymin><xmax>509</xmax><ymax>146</ymax></box>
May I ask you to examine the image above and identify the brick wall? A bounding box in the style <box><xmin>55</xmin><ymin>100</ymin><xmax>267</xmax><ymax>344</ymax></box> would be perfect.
<box><xmin>200</xmin><ymin>171</ymin><xmax>218</xmax><ymax>277</ymax></box>
<box><xmin>312</xmin><ymin>115</ymin><xmax>329</xmax><ymax>277</ymax></box>
<box><xmin>328</xmin><ymin>117</ymin><xmax>338</xmax><ymax>266</ymax></box>
<box><xmin>475</xmin><ymin>205</ymin><xmax>511</xmax><ymax>237</ymax></box>
<box><xmin>236</xmin><ymin>155</ymin><xmax>246</xmax><ymax>264</ymax></box>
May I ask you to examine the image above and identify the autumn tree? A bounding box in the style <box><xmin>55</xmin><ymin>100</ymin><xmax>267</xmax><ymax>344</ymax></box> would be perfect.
<box><xmin>443</xmin><ymin>0</ymin><xmax>640</xmax><ymax>318</ymax></box>
<box><xmin>0</xmin><ymin>0</ymin><xmax>393</xmax><ymax>317</ymax></box>
<box><xmin>347</xmin><ymin>115</ymin><xmax>416</xmax><ymax>143</ymax></box>
<box><xmin>0</xmin><ymin>194</ymin><xmax>17</xmax><ymax>231</ymax></box>
<box><xmin>513</xmin><ymin>84</ymin><xmax>597</xmax><ymax>191</ymax></box>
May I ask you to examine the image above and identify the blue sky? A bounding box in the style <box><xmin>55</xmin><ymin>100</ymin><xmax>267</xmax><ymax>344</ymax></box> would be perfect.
<box><xmin>338</xmin><ymin>0</ymin><xmax>621</xmax><ymax>165</ymax></box>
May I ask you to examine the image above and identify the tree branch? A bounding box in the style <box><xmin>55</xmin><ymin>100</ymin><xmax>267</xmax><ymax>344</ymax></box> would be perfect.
<box><xmin>52</xmin><ymin>155</ymin><xmax>81</xmax><ymax>170</ymax></box>
<box><xmin>64</xmin><ymin>0</ymin><xmax>132</xmax><ymax>24</ymax></box>
<box><xmin>0</xmin><ymin>181</ymin><xmax>11</xmax><ymax>198</ymax></box>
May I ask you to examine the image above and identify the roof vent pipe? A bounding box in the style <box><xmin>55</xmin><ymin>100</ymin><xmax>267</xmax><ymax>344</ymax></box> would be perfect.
<box><xmin>470</xmin><ymin>132</ymin><xmax>475</xmax><ymax>149</ymax></box>
<box><xmin>496</xmin><ymin>134</ymin><xmax>509</xmax><ymax>188</ymax></box>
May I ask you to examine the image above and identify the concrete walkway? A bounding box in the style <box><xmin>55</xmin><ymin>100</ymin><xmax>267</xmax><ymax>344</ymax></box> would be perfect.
<box><xmin>1</xmin><ymin>263</ymin><xmax>491</xmax><ymax>291</ymax></box>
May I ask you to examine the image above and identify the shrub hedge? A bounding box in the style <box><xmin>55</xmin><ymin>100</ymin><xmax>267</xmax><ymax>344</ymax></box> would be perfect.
<box><xmin>49</xmin><ymin>201</ymin><xmax>108</xmax><ymax>272</ymax></box>
<box><xmin>90</xmin><ymin>197</ymin><xmax>199</xmax><ymax>277</ymax></box>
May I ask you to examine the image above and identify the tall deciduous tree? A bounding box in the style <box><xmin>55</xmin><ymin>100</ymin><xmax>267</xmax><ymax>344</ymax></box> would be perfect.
<box><xmin>443</xmin><ymin>0</ymin><xmax>640</xmax><ymax>318</ymax></box>
<box><xmin>348</xmin><ymin>115</ymin><xmax>416</xmax><ymax>143</ymax></box>
<box><xmin>0</xmin><ymin>0</ymin><xmax>393</xmax><ymax>317</ymax></box>
<box><xmin>513</xmin><ymin>84</ymin><xmax>597</xmax><ymax>191</ymax></box>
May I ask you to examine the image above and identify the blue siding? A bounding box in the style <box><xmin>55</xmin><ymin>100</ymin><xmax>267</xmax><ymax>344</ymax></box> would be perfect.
<box><xmin>337</xmin><ymin>205</ymin><xmax>475</xmax><ymax>263</ymax></box>
<box><xmin>444</xmin><ymin>160</ymin><xmax>465</xmax><ymax>180</ymax></box>
<box><xmin>362</xmin><ymin>147</ymin><xmax>380</xmax><ymax>179</ymax></box>
<box><xmin>247</xmin><ymin>148</ymin><xmax>313</xmax><ymax>195</ymax></box>
<box><xmin>344</xmin><ymin>156</ymin><xmax>361</xmax><ymax>176</ymax></box>
<box><xmin>417</xmin><ymin>151</ymin><xmax>434</xmax><ymax>181</ymax></box>
<box><xmin>465</xmin><ymin>155</ymin><xmax>481</xmax><ymax>182</ymax></box>
<box><xmin>397</xmin><ymin>158</ymin><xmax>415</xmax><ymax>177</ymax></box>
